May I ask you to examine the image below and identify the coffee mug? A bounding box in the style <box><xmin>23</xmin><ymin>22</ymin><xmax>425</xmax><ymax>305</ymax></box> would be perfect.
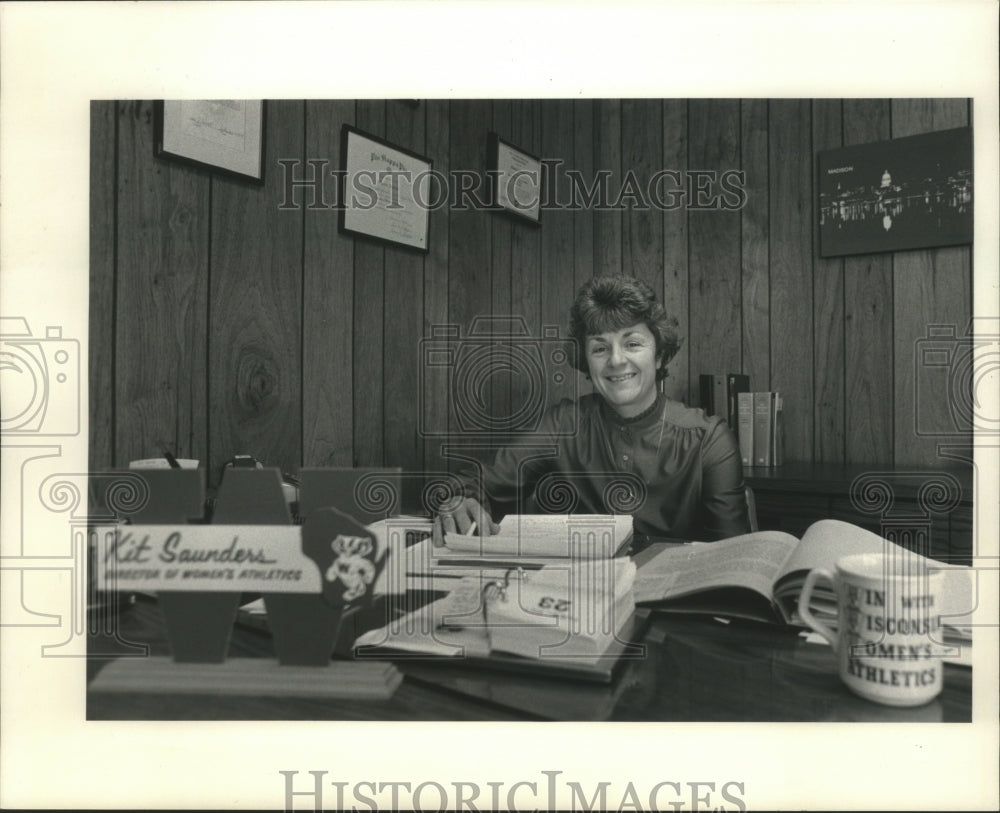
<box><xmin>799</xmin><ymin>552</ymin><xmax>947</xmax><ymax>707</ymax></box>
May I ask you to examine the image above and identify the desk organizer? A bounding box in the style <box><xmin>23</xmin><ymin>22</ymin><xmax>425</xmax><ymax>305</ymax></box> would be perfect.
<box><xmin>89</xmin><ymin>467</ymin><xmax>403</xmax><ymax>699</ymax></box>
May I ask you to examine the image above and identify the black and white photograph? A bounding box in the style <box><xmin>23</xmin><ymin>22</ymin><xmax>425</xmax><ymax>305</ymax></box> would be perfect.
<box><xmin>1</xmin><ymin>2</ymin><xmax>998</xmax><ymax>812</ymax></box>
<box><xmin>818</xmin><ymin>126</ymin><xmax>973</xmax><ymax>257</ymax></box>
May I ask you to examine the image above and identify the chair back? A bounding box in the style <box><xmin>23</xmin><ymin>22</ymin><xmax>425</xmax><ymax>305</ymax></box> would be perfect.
<box><xmin>298</xmin><ymin>467</ymin><xmax>401</xmax><ymax>525</ymax></box>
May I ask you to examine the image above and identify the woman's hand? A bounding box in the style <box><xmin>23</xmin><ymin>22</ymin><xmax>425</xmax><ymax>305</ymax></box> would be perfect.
<box><xmin>432</xmin><ymin>496</ymin><xmax>501</xmax><ymax>546</ymax></box>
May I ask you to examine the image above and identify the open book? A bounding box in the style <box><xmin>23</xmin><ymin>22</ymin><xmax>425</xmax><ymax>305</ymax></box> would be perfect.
<box><xmin>353</xmin><ymin>558</ymin><xmax>644</xmax><ymax>682</ymax></box>
<box><xmin>633</xmin><ymin>519</ymin><xmax>974</xmax><ymax>645</ymax></box>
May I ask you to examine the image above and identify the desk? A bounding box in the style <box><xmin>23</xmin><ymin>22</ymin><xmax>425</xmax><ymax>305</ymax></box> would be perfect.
<box><xmin>744</xmin><ymin>462</ymin><xmax>973</xmax><ymax>564</ymax></box>
<box><xmin>87</xmin><ymin>596</ymin><xmax>971</xmax><ymax>722</ymax></box>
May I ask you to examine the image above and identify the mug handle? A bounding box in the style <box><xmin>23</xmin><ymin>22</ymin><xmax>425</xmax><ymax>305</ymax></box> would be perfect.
<box><xmin>798</xmin><ymin>567</ymin><xmax>838</xmax><ymax>652</ymax></box>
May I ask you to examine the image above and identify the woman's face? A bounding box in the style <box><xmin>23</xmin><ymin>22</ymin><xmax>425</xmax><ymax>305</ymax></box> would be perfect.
<box><xmin>585</xmin><ymin>322</ymin><xmax>662</xmax><ymax>418</ymax></box>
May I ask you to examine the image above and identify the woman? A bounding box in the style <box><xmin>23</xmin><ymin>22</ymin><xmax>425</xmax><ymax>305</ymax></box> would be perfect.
<box><xmin>436</xmin><ymin>275</ymin><xmax>751</xmax><ymax>542</ymax></box>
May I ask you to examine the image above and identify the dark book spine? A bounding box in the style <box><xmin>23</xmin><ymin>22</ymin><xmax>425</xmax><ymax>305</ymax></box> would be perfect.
<box><xmin>726</xmin><ymin>373</ymin><xmax>750</xmax><ymax>432</ymax></box>
<box><xmin>699</xmin><ymin>374</ymin><xmax>715</xmax><ymax>414</ymax></box>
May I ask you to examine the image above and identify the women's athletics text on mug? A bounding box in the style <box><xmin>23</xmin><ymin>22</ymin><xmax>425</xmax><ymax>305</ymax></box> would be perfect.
<box><xmin>799</xmin><ymin>552</ymin><xmax>948</xmax><ymax>706</ymax></box>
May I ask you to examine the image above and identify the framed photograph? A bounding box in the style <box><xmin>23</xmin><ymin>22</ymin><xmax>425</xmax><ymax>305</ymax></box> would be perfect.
<box><xmin>339</xmin><ymin>125</ymin><xmax>432</xmax><ymax>252</ymax></box>
<box><xmin>154</xmin><ymin>100</ymin><xmax>265</xmax><ymax>184</ymax></box>
<box><xmin>817</xmin><ymin>126</ymin><xmax>972</xmax><ymax>257</ymax></box>
<box><xmin>487</xmin><ymin>132</ymin><xmax>542</xmax><ymax>224</ymax></box>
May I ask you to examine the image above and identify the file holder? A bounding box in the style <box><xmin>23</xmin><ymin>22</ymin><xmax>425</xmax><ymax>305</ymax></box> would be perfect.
<box><xmin>89</xmin><ymin>467</ymin><xmax>401</xmax><ymax>700</ymax></box>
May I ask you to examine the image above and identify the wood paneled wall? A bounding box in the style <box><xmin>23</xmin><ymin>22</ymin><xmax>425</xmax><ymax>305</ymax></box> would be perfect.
<box><xmin>90</xmin><ymin>98</ymin><xmax>972</xmax><ymax>486</ymax></box>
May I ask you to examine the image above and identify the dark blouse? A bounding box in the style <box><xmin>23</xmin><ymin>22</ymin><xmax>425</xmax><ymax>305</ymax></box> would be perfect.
<box><xmin>463</xmin><ymin>392</ymin><xmax>751</xmax><ymax>541</ymax></box>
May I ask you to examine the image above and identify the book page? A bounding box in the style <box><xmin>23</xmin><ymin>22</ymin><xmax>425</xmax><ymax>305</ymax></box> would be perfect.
<box><xmin>353</xmin><ymin>576</ymin><xmax>492</xmax><ymax>658</ymax></box>
<box><xmin>773</xmin><ymin>519</ymin><xmax>976</xmax><ymax>631</ymax></box>
<box><xmin>774</xmin><ymin>519</ymin><xmax>888</xmax><ymax>581</ymax></box>
<box><xmin>443</xmin><ymin>513</ymin><xmax>632</xmax><ymax>558</ymax></box>
<box><xmin>632</xmin><ymin>531</ymin><xmax>799</xmax><ymax>604</ymax></box>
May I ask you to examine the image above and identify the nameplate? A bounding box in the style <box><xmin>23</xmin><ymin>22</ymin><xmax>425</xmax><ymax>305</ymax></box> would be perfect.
<box><xmin>96</xmin><ymin>525</ymin><xmax>321</xmax><ymax>593</ymax></box>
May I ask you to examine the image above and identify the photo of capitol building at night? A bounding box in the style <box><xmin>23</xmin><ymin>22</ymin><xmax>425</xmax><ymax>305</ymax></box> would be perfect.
<box><xmin>818</xmin><ymin>125</ymin><xmax>972</xmax><ymax>257</ymax></box>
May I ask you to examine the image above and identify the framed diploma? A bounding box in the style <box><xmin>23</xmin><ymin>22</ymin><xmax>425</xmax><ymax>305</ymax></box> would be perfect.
<box><xmin>154</xmin><ymin>100</ymin><xmax>265</xmax><ymax>184</ymax></box>
<box><xmin>339</xmin><ymin>125</ymin><xmax>432</xmax><ymax>252</ymax></box>
<box><xmin>487</xmin><ymin>132</ymin><xmax>542</xmax><ymax>224</ymax></box>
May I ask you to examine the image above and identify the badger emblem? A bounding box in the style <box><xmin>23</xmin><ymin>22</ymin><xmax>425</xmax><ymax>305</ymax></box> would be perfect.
<box><xmin>325</xmin><ymin>534</ymin><xmax>376</xmax><ymax>601</ymax></box>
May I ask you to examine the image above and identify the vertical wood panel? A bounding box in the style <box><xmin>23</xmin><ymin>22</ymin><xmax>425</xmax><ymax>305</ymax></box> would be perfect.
<box><xmin>509</xmin><ymin>100</ymin><xmax>543</xmax><ymax>332</ymax></box>
<box><xmin>509</xmin><ymin>100</ymin><xmax>545</xmax><ymax>419</ymax></box>
<box><xmin>490</xmin><ymin>98</ymin><xmax>513</xmax><ymax>319</ymax></box>
<box><xmin>352</xmin><ymin>101</ymin><xmax>386</xmax><ymax>467</ymax></box>
<box><xmin>769</xmin><ymin>99</ymin><xmax>814</xmax><ymax>461</ymax></box>
<box><xmin>621</xmin><ymin>98</ymin><xmax>663</xmax><ymax>290</ymax></box>
<box><xmin>509</xmin><ymin>100</ymin><xmax>543</xmax><ymax>334</ymax></box>
<box><xmin>89</xmin><ymin>101</ymin><xmax>117</xmax><ymax>470</ymax></box>
<box><xmin>422</xmin><ymin>100</ymin><xmax>450</xmax><ymax>477</ymax></box>
<box><xmin>540</xmin><ymin>100</ymin><xmax>577</xmax><ymax>406</ymax></box>
<box><xmin>594</xmin><ymin>99</ymin><xmax>622</xmax><ymax>275</ymax></box>
<box><xmin>383</xmin><ymin>101</ymin><xmax>426</xmax><ymax>477</ymax></box>
<box><xmin>661</xmin><ymin>100</ymin><xmax>689</xmax><ymax>404</ymax></box>
<box><xmin>812</xmin><ymin>99</ymin><xmax>846</xmax><ymax>462</ymax></box>
<box><xmin>489</xmin><ymin>100</ymin><xmax>513</xmax><ymax>430</ymax></box>
<box><xmin>843</xmin><ymin>99</ymin><xmax>893</xmax><ymax>464</ymax></box>
<box><xmin>689</xmin><ymin>99</ymin><xmax>742</xmax><ymax>399</ymax></box>
<box><xmin>96</xmin><ymin>96</ymin><xmax>974</xmax><ymax>492</ymax></box>
<box><xmin>448</xmin><ymin>100</ymin><xmax>492</xmax><ymax>461</ymax></box>
<box><xmin>891</xmin><ymin>99</ymin><xmax>971</xmax><ymax>466</ymax></box>
<box><xmin>116</xmin><ymin>100</ymin><xmax>209</xmax><ymax>466</ymax></box>
<box><xmin>448</xmin><ymin>100</ymin><xmax>492</xmax><ymax>326</ymax></box>
<box><xmin>303</xmin><ymin>100</ymin><xmax>355</xmax><ymax>467</ymax></box>
<box><xmin>740</xmin><ymin>99</ymin><xmax>770</xmax><ymax>398</ymax></box>
<box><xmin>209</xmin><ymin>99</ymin><xmax>303</xmax><ymax>480</ymax></box>
<box><xmin>572</xmin><ymin>100</ymin><xmax>596</xmax><ymax>290</ymax></box>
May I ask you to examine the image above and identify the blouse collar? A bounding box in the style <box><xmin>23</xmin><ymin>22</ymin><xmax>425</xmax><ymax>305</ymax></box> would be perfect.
<box><xmin>601</xmin><ymin>390</ymin><xmax>666</xmax><ymax>428</ymax></box>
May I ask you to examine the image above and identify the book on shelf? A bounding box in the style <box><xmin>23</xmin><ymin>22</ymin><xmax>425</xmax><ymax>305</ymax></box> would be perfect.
<box><xmin>699</xmin><ymin>373</ymin><xmax>726</xmax><ymax>417</ymax></box>
<box><xmin>631</xmin><ymin>519</ymin><xmax>974</xmax><ymax>654</ymax></box>
<box><xmin>701</xmin><ymin>373</ymin><xmax>750</xmax><ymax>433</ymax></box>
<box><xmin>737</xmin><ymin>391</ymin><xmax>754</xmax><ymax>466</ymax></box>
<box><xmin>725</xmin><ymin>373</ymin><xmax>750</xmax><ymax>433</ymax></box>
<box><xmin>770</xmin><ymin>392</ymin><xmax>783</xmax><ymax>466</ymax></box>
<box><xmin>751</xmin><ymin>391</ymin><xmax>783</xmax><ymax>466</ymax></box>
<box><xmin>353</xmin><ymin>557</ymin><xmax>644</xmax><ymax>682</ymax></box>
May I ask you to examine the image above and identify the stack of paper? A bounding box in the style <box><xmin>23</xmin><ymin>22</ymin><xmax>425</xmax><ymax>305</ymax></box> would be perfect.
<box><xmin>439</xmin><ymin>513</ymin><xmax>633</xmax><ymax>565</ymax></box>
<box><xmin>354</xmin><ymin>558</ymin><xmax>639</xmax><ymax>676</ymax></box>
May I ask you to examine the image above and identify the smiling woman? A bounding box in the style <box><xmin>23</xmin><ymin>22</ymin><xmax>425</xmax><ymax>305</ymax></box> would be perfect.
<box><xmin>584</xmin><ymin>325</ymin><xmax>661</xmax><ymax>418</ymax></box>
<box><xmin>571</xmin><ymin>276</ymin><xmax>678</xmax><ymax>419</ymax></box>
<box><xmin>437</xmin><ymin>275</ymin><xmax>753</xmax><ymax>543</ymax></box>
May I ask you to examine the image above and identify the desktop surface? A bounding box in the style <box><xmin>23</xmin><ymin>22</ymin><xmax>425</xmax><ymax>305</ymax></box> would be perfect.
<box><xmin>87</xmin><ymin>593</ymin><xmax>971</xmax><ymax>723</ymax></box>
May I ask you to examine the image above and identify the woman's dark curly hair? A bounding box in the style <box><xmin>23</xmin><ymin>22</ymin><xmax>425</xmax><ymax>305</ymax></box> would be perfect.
<box><xmin>568</xmin><ymin>275</ymin><xmax>681</xmax><ymax>381</ymax></box>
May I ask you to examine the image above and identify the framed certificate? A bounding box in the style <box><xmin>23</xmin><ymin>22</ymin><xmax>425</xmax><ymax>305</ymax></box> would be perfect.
<box><xmin>339</xmin><ymin>125</ymin><xmax>432</xmax><ymax>252</ymax></box>
<box><xmin>487</xmin><ymin>132</ymin><xmax>542</xmax><ymax>224</ymax></box>
<box><xmin>154</xmin><ymin>100</ymin><xmax>265</xmax><ymax>184</ymax></box>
